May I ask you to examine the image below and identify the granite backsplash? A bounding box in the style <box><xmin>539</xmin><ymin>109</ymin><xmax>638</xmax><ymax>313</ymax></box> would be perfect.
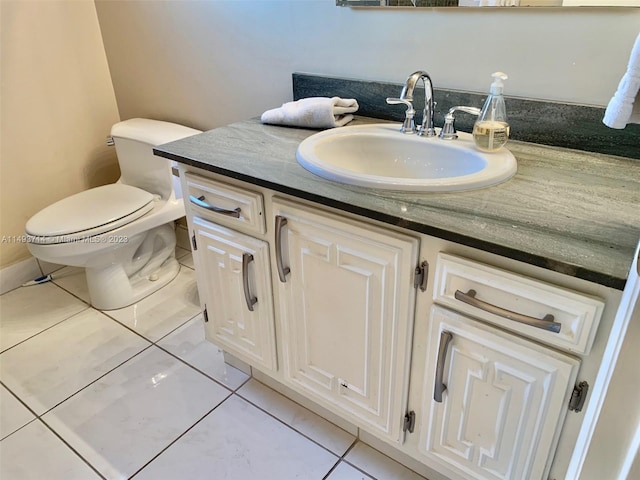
<box><xmin>293</xmin><ymin>73</ymin><xmax>640</xmax><ymax>160</ymax></box>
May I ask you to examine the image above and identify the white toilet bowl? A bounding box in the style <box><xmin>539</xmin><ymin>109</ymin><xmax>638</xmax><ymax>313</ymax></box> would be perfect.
<box><xmin>25</xmin><ymin>119</ymin><xmax>201</xmax><ymax>310</ymax></box>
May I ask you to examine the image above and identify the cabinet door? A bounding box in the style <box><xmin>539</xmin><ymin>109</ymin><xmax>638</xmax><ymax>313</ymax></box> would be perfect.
<box><xmin>420</xmin><ymin>306</ymin><xmax>580</xmax><ymax>480</ymax></box>
<box><xmin>192</xmin><ymin>216</ymin><xmax>276</xmax><ymax>371</ymax></box>
<box><xmin>273</xmin><ymin>200</ymin><xmax>419</xmax><ymax>442</ymax></box>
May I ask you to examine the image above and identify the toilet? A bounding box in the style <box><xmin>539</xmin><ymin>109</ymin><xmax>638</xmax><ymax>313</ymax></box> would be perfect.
<box><xmin>25</xmin><ymin>118</ymin><xmax>202</xmax><ymax>310</ymax></box>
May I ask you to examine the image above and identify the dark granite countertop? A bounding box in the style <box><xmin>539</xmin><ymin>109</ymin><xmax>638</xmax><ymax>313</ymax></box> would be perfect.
<box><xmin>155</xmin><ymin>117</ymin><xmax>640</xmax><ymax>290</ymax></box>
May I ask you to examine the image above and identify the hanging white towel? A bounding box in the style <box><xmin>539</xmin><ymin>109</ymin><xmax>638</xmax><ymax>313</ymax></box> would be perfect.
<box><xmin>261</xmin><ymin>97</ymin><xmax>359</xmax><ymax>129</ymax></box>
<box><xmin>603</xmin><ymin>33</ymin><xmax>640</xmax><ymax>129</ymax></box>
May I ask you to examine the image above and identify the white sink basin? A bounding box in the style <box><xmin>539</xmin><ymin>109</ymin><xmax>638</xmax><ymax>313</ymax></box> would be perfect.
<box><xmin>296</xmin><ymin>123</ymin><xmax>517</xmax><ymax>192</ymax></box>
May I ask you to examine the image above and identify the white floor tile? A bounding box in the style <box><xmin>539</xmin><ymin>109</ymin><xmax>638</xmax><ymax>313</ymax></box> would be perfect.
<box><xmin>0</xmin><ymin>420</ymin><xmax>101</xmax><ymax>479</ymax></box>
<box><xmin>327</xmin><ymin>462</ymin><xmax>374</xmax><ymax>480</ymax></box>
<box><xmin>0</xmin><ymin>384</ymin><xmax>35</xmax><ymax>440</ymax></box>
<box><xmin>0</xmin><ymin>309</ymin><xmax>150</xmax><ymax>415</ymax></box>
<box><xmin>0</xmin><ymin>282</ymin><xmax>88</xmax><ymax>352</ymax></box>
<box><xmin>135</xmin><ymin>395</ymin><xmax>338</xmax><ymax>480</ymax></box>
<box><xmin>238</xmin><ymin>378</ymin><xmax>355</xmax><ymax>456</ymax></box>
<box><xmin>104</xmin><ymin>267</ymin><xmax>201</xmax><ymax>342</ymax></box>
<box><xmin>51</xmin><ymin>266</ymin><xmax>91</xmax><ymax>303</ymax></box>
<box><xmin>345</xmin><ymin>442</ymin><xmax>428</xmax><ymax>480</ymax></box>
<box><xmin>43</xmin><ymin>346</ymin><xmax>230</xmax><ymax>480</ymax></box>
<box><xmin>158</xmin><ymin>315</ymin><xmax>249</xmax><ymax>389</ymax></box>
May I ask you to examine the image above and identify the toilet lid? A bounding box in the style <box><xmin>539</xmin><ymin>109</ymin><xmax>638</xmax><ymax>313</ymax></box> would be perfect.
<box><xmin>26</xmin><ymin>184</ymin><xmax>155</xmax><ymax>244</ymax></box>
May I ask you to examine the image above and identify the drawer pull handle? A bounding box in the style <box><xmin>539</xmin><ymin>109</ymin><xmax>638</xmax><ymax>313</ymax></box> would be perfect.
<box><xmin>275</xmin><ymin>215</ymin><xmax>290</xmax><ymax>283</ymax></box>
<box><xmin>434</xmin><ymin>330</ymin><xmax>453</xmax><ymax>403</ymax></box>
<box><xmin>242</xmin><ymin>253</ymin><xmax>258</xmax><ymax>312</ymax></box>
<box><xmin>189</xmin><ymin>195</ymin><xmax>241</xmax><ymax>218</ymax></box>
<box><xmin>454</xmin><ymin>289</ymin><xmax>561</xmax><ymax>333</ymax></box>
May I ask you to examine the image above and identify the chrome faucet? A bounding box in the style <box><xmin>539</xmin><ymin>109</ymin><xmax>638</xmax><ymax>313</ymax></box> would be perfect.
<box><xmin>401</xmin><ymin>71</ymin><xmax>436</xmax><ymax>137</ymax></box>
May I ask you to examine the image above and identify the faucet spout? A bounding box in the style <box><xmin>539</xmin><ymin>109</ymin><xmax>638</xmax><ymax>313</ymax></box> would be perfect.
<box><xmin>400</xmin><ymin>71</ymin><xmax>436</xmax><ymax>137</ymax></box>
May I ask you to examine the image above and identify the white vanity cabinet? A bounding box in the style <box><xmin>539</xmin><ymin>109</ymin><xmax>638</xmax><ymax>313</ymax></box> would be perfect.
<box><xmin>184</xmin><ymin>173</ymin><xmax>277</xmax><ymax>371</ymax></box>
<box><xmin>410</xmin><ymin>252</ymin><xmax>604</xmax><ymax>480</ymax></box>
<box><xmin>177</xmin><ymin>166</ymin><xmax>617</xmax><ymax>480</ymax></box>
<box><xmin>272</xmin><ymin>198</ymin><xmax>420</xmax><ymax>442</ymax></box>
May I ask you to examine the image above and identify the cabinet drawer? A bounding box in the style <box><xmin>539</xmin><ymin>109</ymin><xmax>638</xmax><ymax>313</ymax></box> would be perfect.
<box><xmin>433</xmin><ymin>253</ymin><xmax>604</xmax><ymax>355</ymax></box>
<box><xmin>185</xmin><ymin>173</ymin><xmax>265</xmax><ymax>235</ymax></box>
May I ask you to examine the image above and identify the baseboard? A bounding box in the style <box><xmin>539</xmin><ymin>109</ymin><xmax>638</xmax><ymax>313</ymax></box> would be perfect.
<box><xmin>0</xmin><ymin>257</ymin><xmax>42</xmax><ymax>295</ymax></box>
<box><xmin>222</xmin><ymin>351</ymin><xmax>252</xmax><ymax>376</ymax></box>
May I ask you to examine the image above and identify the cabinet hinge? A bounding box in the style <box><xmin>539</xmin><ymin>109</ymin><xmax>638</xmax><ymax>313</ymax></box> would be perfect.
<box><xmin>569</xmin><ymin>381</ymin><xmax>589</xmax><ymax>412</ymax></box>
<box><xmin>203</xmin><ymin>306</ymin><xmax>209</xmax><ymax>323</ymax></box>
<box><xmin>414</xmin><ymin>261</ymin><xmax>428</xmax><ymax>292</ymax></box>
<box><xmin>403</xmin><ymin>411</ymin><xmax>416</xmax><ymax>433</ymax></box>
<box><xmin>191</xmin><ymin>234</ymin><xmax>197</xmax><ymax>251</ymax></box>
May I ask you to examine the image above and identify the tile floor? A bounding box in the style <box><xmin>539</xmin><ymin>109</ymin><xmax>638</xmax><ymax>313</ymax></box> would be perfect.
<box><xmin>0</xmin><ymin>247</ymin><xmax>428</xmax><ymax>480</ymax></box>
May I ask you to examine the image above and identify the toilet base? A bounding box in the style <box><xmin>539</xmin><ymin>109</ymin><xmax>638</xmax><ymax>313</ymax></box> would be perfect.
<box><xmin>86</xmin><ymin>256</ymin><xmax>180</xmax><ymax>311</ymax></box>
<box><xmin>82</xmin><ymin>223</ymin><xmax>181</xmax><ymax>310</ymax></box>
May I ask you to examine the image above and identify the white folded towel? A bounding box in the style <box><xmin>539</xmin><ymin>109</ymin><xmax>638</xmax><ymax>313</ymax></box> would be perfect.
<box><xmin>261</xmin><ymin>97</ymin><xmax>359</xmax><ymax>129</ymax></box>
<box><xmin>603</xmin><ymin>33</ymin><xmax>640</xmax><ymax>129</ymax></box>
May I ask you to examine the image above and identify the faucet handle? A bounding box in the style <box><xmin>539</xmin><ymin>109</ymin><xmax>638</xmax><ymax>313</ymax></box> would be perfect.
<box><xmin>439</xmin><ymin>106</ymin><xmax>481</xmax><ymax>140</ymax></box>
<box><xmin>386</xmin><ymin>98</ymin><xmax>416</xmax><ymax>134</ymax></box>
<box><xmin>440</xmin><ymin>113</ymin><xmax>458</xmax><ymax>140</ymax></box>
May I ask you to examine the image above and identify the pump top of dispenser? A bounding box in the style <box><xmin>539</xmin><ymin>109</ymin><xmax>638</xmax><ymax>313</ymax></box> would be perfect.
<box><xmin>489</xmin><ymin>72</ymin><xmax>508</xmax><ymax>95</ymax></box>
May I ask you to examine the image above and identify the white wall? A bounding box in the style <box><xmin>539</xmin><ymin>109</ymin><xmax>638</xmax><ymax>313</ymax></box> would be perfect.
<box><xmin>94</xmin><ymin>0</ymin><xmax>640</xmax><ymax>132</ymax></box>
<box><xmin>0</xmin><ymin>0</ymin><xmax>121</xmax><ymax>268</ymax></box>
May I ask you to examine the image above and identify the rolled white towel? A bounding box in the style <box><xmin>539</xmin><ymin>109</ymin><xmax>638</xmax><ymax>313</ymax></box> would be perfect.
<box><xmin>261</xmin><ymin>97</ymin><xmax>359</xmax><ymax>129</ymax></box>
<box><xmin>603</xmin><ymin>33</ymin><xmax>640</xmax><ymax>129</ymax></box>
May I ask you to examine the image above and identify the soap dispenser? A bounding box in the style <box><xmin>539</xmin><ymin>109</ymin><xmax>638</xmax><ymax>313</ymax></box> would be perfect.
<box><xmin>473</xmin><ymin>72</ymin><xmax>510</xmax><ymax>152</ymax></box>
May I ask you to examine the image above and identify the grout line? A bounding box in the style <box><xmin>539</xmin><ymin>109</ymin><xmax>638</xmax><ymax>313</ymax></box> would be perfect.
<box><xmin>127</xmin><ymin>391</ymin><xmax>233</xmax><ymax>479</ymax></box>
<box><xmin>322</xmin><ymin>439</ymin><xmax>362</xmax><ymax>480</ymax></box>
<box><xmin>0</xmin><ymin>303</ymin><xmax>91</xmax><ymax>355</ymax></box>
<box><xmin>0</xmin><ymin>380</ymin><xmax>39</xmax><ymax>441</ymax></box>
<box><xmin>152</xmin><ymin>341</ymin><xmax>242</xmax><ymax>394</ymax></box>
<box><xmin>37</xmin><ymin>417</ymin><xmax>108</xmax><ymax>480</ymax></box>
<box><xmin>97</xmin><ymin>308</ymin><xmax>248</xmax><ymax>395</ymax></box>
<box><xmin>340</xmin><ymin>440</ymin><xmax>429</xmax><ymax>480</ymax></box>
<box><xmin>234</xmin><ymin>380</ymin><xmax>350</xmax><ymax>460</ymax></box>
<box><xmin>0</xmin><ymin>380</ymin><xmax>107</xmax><ymax>479</ymax></box>
<box><xmin>35</xmin><ymin>344</ymin><xmax>155</xmax><ymax>418</ymax></box>
<box><xmin>151</xmin><ymin>311</ymin><xmax>202</xmax><ymax>344</ymax></box>
<box><xmin>333</xmin><ymin>440</ymin><xmax>381</xmax><ymax>480</ymax></box>
<box><xmin>97</xmin><ymin>306</ymin><xmax>196</xmax><ymax>346</ymax></box>
<box><xmin>321</xmin><ymin>458</ymin><xmax>343</xmax><ymax>480</ymax></box>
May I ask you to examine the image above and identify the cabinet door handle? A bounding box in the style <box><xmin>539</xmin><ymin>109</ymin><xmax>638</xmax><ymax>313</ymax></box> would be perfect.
<box><xmin>242</xmin><ymin>253</ymin><xmax>258</xmax><ymax>312</ymax></box>
<box><xmin>454</xmin><ymin>289</ymin><xmax>561</xmax><ymax>333</ymax></box>
<box><xmin>275</xmin><ymin>215</ymin><xmax>290</xmax><ymax>283</ymax></box>
<box><xmin>434</xmin><ymin>330</ymin><xmax>453</xmax><ymax>403</ymax></box>
<box><xmin>189</xmin><ymin>195</ymin><xmax>241</xmax><ymax>218</ymax></box>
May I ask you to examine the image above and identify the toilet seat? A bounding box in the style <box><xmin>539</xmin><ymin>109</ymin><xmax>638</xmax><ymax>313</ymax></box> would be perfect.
<box><xmin>26</xmin><ymin>184</ymin><xmax>155</xmax><ymax>244</ymax></box>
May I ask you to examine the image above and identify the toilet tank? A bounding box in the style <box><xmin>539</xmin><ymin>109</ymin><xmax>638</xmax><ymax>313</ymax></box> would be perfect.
<box><xmin>111</xmin><ymin>118</ymin><xmax>202</xmax><ymax>200</ymax></box>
